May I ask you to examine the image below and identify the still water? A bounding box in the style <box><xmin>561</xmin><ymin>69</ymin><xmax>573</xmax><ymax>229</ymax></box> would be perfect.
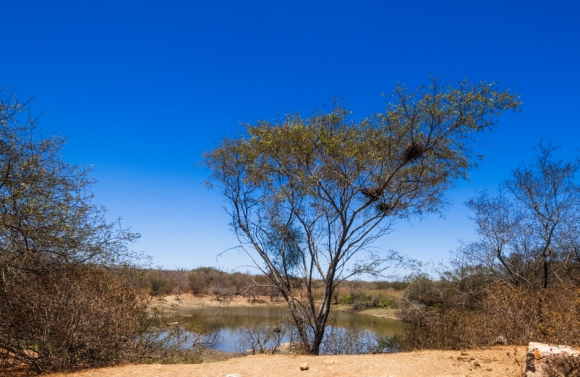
<box><xmin>181</xmin><ymin>306</ymin><xmax>405</xmax><ymax>353</ymax></box>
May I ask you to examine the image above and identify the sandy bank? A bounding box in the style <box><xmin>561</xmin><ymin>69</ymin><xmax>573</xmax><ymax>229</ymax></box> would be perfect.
<box><xmin>47</xmin><ymin>346</ymin><xmax>527</xmax><ymax>377</ymax></box>
<box><xmin>153</xmin><ymin>294</ymin><xmax>402</xmax><ymax>320</ymax></box>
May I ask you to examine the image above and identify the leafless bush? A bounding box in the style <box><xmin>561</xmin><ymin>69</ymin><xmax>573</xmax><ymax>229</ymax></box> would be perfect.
<box><xmin>210</xmin><ymin>286</ymin><xmax>234</xmax><ymax>301</ymax></box>
<box><xmin>323</xmin><ymin>323</ymin><xmax>377</xmax><ymax>355</ymax></box>
<box><xmin>133</xmin><ymin>305</ymin><xmax>222</xmax><ymax>364</ymax></box>
<box><xmin>234</xmin><ymin>323</ymin><xmax>285</xmax><ymax>355</ymax></box>
<box><xmin>401</xmin><ymin>281</ymin><xmax>580</xmax><ymax>350</ymax></box>
<box><xmin>269</xmin><ymin>287</ymin><xmax>281</xmax><ymax>302</ymax></box>
<box><xmin>242</xmin><ymin>286</ymin><xmax>262</xmax><ymax>303</ymax></box>
<box><xmin>545</xmin><ymin>354</ymin><xmax>580</xmax><ymax>377</ymax></box>
<box><xmin>0</xmin><ymin>266</ymin><xmax>150</xmax><ymax>373</ymax></box>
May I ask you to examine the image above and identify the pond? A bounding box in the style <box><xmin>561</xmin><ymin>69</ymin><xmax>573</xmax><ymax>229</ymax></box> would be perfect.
<box><xmin>180</xmin><ymin>306</ymin><xmax>405</xmax><ymax>353</ymax></box>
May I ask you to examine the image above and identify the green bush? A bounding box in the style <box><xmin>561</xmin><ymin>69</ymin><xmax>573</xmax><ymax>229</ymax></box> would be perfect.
<box><xmin>341</xmin><ymin>294</ymin><xmax>353</xmax><ymax>305</ymax></box>
<box><xmin>148</xmin><ymin>273</ymin><xmax>172</xmax><ymax>296</ymax></box>
<box><xmin>390</xmin><ymin>281</ymin><xmax>409</xmax><ymax>290</ymax></box>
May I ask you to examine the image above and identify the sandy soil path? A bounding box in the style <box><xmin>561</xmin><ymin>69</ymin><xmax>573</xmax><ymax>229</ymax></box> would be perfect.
<box><xmin>48</xmin><ymin>347</ymin><xmax>526</xmax><ymax>377</ymax></box>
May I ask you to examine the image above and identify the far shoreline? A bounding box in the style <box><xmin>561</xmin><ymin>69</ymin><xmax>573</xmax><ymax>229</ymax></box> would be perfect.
<box><xmin>153</xmin><ymin>293</ymin><xmax>403</xmax><ymax>321</ymax></box>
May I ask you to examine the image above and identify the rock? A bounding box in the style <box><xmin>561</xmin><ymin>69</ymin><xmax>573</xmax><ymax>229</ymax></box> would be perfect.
<box><xmin>494</xmin><ymin>335</ymin><xmax>508</xmax><ymax>345</ymax></box>
<box><xmin>300</xmin><ymin>363</ymin><xmax>309</xmax><ymax>371</ymax></box>
<box><xmin>526</xmin><ymin>342</ymin><xmax>580</xmax><ymax>377</ymax></box>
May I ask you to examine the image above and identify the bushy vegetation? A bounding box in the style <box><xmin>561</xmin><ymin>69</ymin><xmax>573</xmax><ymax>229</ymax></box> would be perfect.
<box><xmin>3</xmin><ymin>81</ymin><xmax>578</xmax><ymax>371</ymax></box>
<box><xmin>333</xmin><ymin>280</ymin><xmax>405</xmax><ymax>309</ymax></box>
<box><xmin>398</xmin><ymin>143</ymin><xmax>580</xmax><ymax>351</ymax></box>
<box><xmin>140</xmin><ymin>267</ymin><xmax>277</xmax><ymax>300</ymax></box>
<box><xmin>140</xmin><ymin>267</ymin><xmax>405</xmax><ymax>311</ymax></box>
<box><xmin>0</xmin><ymin>92</ymin><xmax>216</xmax><ymax>374</ymax></box>
<box><xmin>205</xmin><ymin>79</ymin><xmax>520</xmax><ymax>354</ymax></box>
<box><xmin>0</xmin><ymin>266</ymin><xmax>152</xmax><ymax>373</ymax></box>
<box><xmin>399</xmin><ymin>273</ymin><xmax>580</xmax><ymax>350</ymax></box>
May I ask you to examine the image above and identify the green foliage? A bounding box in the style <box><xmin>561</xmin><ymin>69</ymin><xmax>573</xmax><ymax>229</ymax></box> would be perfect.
<box><xmin>204</xmin><ymin>78</ymin><xmax>520</xmax><ymax>354</ymax></box>
<box><xmin>148</xmin><ymin>273</ymin><xmax>172</xmax><ymax>296</ymax></box>
<box><xmin>389</xmin><ymin>281</ymin><xmax>409</xmax><ymax>290</ymax></box>
<box><xmin>341</xmin><ymin>294</ymin><xmax>353</xmax><ymax>305</ymax></box>
<box><xmin>403</xmin><ymin>273</ymin><xmax>446</xmax><ymax>308</ymax></box>
<box><xmin>188</xmin><ymin>271</ymin><xmax>209</xmax><ymax>294</ymax></box>
<box><xmin>0</xmin><ymin>90</ymin><xmax>141</xmax><ymax>273</ymax></box>
<box><xmin>265</xmin><ymin>221</ymin><xmax>304</xmax><ymax>275</ymax></box>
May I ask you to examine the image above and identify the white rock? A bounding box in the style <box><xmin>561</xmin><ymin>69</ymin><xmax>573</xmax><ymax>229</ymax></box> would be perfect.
<box><xmin>526</xmin><ymin>342</ymin><xmax>580</xmax><ymax>377</ymax></box>
<box><xmin>494</xmin><ymin>335</ymin><xmax>508</xmax><ymax>345</ymax></box>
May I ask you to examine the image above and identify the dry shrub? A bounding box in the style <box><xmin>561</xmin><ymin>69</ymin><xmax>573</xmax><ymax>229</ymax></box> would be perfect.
<box><xmin>134</xmin><ymin>307</ymin><xmax>223</xmax><ymax>365</ymax></box>
<box><xmin>0</xmin><ymin>266</ymin><xmax>149</xmax><ymax>373</ymax></box>
<box><xmin>234</xmin><ymin>322</ymin><xmax>285</xmax><ymax>355</ymax></box>
<box><xmin>148</xmin><ymin>272</ymin><xmax>173</xmax><ymax>296</ymax></box>
<box><xmin>401</xmin><ymin>282</ymin><xmax>580</xmax><ymax>350</ymax></box>
<box><xmin>323</xmin><ymin>324</ymin><xmax>377</xmax><ymax>355</ymax></box>
<box><xmin>545</xmin><ymin>354</ymin><xmax>580</xmax><ymax>377</ymax></box>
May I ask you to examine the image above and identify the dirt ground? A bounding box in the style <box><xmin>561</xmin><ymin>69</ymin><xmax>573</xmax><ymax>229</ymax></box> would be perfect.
<box><xmin>46</xmin><ymin>295</ymin><xmax>523</xmax><ymax>376</ymax></box>
<box><xmin>46</xmin><ymin>347</ymin><xmax>527</xmax><ymax>377</ymax></box>
<box><xmin>153</xmin><ymin>293</ymin><xmax>402</xmax><ymax>320</ymax></box>
<box><xmin>152</xmin><ymin>293</ymin><xmax>287</xmax><ymax>311</ymax></box>
<box><xmin>7</xmin><ymin>296</ymin><xmax>525</xmax><ymax>376</ymax></box>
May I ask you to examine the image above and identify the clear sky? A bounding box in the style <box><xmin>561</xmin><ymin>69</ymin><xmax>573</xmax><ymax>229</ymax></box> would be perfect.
<box><xmin>1</xmin><ymin>1</ymin><xmax>579</xmax><ymax>274</ymax></box>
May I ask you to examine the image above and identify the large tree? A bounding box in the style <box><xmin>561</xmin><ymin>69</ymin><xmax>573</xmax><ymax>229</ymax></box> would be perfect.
<box><xmin>204</xmin><ymin>79</ymin><xmax>519</xmax><ymax>354</ymax></box>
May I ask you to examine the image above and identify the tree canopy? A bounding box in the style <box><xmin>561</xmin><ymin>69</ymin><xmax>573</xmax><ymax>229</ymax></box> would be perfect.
<box><xmin>205</xmin><ymin>79</ymin><xmax>520</xmax><ymax>354</ymax></box>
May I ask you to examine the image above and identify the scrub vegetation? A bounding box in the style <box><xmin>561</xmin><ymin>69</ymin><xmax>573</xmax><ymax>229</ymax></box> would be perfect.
<box><xmin>0</xmin><ymin>91</ymin><xmax>219</xmax><ymax>374</ymax></box>
<box><xmin>204</xmin><ymin>78</ymin><xmax>520</xmax><ymax>354</ymax></box>
<box><xmin>141</xmin><ymin>267</ymin><xmax>406</xmax><ymax>309</ymax></box>
<box><xmin>4</xmin><ymin>78</ymin><xmax>580</xmax><ymax>374</ymax></box>
<box><xmin>398</xmin><ymin>142</ymin><xmax>580</xmax><ymax>351</ymax></box>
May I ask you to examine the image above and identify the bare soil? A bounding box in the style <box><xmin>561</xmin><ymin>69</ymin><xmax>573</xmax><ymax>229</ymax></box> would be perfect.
<box><xmin>59</xmin><ymin>294</ymin><xmax>524</xmax><ymax>376</ymax></box>
<box><xmin>7</xmin><ymin>295</ymin><xmax>525</xmax><ymax>376</ymax></box>
<box><xmin>152</xmin><ymin>293</ymin><xmax>287</xmax><ymax>311</ymax></box>
<box><xmin>153</xmin><ymin>293</ymin><xmax>403</xmax><ymax>320</ymax></box>
<box><xmin>46</xmin><ymin>347</ymin><xmax>527</xmax><ymax>377</ymax></box>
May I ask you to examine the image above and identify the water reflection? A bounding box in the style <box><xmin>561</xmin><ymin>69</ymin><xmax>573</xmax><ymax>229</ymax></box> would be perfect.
<box><xmin>180</xmin><ymin>306</ymin><xmax>404</xmax><ymax>353</ymax></box>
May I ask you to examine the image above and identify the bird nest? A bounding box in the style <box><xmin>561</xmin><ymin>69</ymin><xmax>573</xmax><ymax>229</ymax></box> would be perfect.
<box><xmin>376</xmin><ymin>202</ymin><xmax>392</xmax><ymax>214</ymax></box>
<box><xmin>360</xmin><ymin>187</ymin><xmax>382</xmax><ymax>201</ymax></box>
<box><xmin>402</xmin><ymin>142</ymin><xmax>426</xmax><ymax>162</ymax></box>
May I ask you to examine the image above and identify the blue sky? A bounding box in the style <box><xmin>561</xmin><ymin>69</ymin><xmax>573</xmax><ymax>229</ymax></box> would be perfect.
<box><xmin>2</xmin><ymin>1</ymin><xmax>579</xmax><ymax>274</ymax></box>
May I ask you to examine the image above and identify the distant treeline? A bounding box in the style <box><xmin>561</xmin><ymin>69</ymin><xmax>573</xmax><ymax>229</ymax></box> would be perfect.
<box><xmin>141</xmin><ymin>267</ymin><xmax>408</xmax><ymax>308</ymax></box>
